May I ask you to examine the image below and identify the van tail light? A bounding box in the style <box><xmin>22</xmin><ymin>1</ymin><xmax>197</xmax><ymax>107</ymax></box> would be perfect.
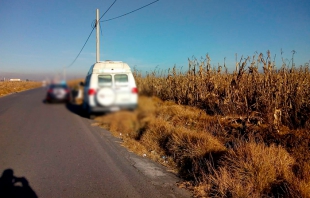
<box><xmin>131</xmin><ymin>87</ymin><xmax>138</xmax><ymax>94</ymax></box>
<box><xmin>88</xmin><ymin>89</ymin><xmax>96</xmax><ymax>95</ymax></box>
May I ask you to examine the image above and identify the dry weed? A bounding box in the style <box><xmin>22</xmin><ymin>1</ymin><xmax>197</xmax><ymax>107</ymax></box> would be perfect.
<box><xmin>205</xmin><ymin>140</ymin><xmax>296</xmax><ymax>197</ymax></box>
<box><xmin>69</xmin><ymin>51</ymin><xmax>310</xmax><ymax>197</ymax></box>
<box><xmin>135</xmin><ymin>52</ymin><xmax>310</xmax><ymax>131</ymax></box>
<box><xmin>0</xmin><ymin>81</ymin><xmax>41</xmax><ymax>97</ymax></box>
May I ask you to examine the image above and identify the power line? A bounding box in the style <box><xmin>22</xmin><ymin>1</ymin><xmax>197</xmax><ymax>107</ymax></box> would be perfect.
<box><xmin>66</xmin><ymin>27</ymin><xmax>95</xmax><ymax>68</ymax></box>
<box><xmin>66</xmin><ymin>0</ymin><xmax>117</xmax><ymax>68</ymax></box>
<box><xmin>99</xmin><ymin>0</ymin><xmax>117</xmax><ymax>21</ymax></box>
<box><xmin>66</xmin><ymin>0</ymin><xmax>159</xmax><ymax>68</ymax></box>
<box><xmin>92</xmin><ymin>19</ymin><xmax>103</xmax><ymax>36</ymax></box>
<box><xmin>100</xmin><ymin>0</ymin><xmax>159</xmax><ymax>23</ymax></box>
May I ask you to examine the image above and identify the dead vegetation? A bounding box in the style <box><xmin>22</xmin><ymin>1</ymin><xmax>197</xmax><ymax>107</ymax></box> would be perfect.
<box><xmin>0</xmin><ymin>81</ymin><xmax>42</xmax><ymax>97</ymax></box>
<box><xmin>95</xmin><ymin>94</ymin><xmax>310</xmax><ymax>197</ymax></box>
<box><xmin>135</xmin><ymin>51</ymin><xmax>310</xmax><ymax>130</ymax></box>
<box><xmin>90</xmin><ymin>51</ymin><xmax>310</xmax><ymax>197</ymax></box>
<box><xmin>67</xmin><ymin>78</ymin><xmax>84</xmax><ymax>88</ymax></box>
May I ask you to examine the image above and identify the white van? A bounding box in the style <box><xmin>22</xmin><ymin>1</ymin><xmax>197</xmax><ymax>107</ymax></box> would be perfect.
<box><xmin>81</xmin><ymin>61</ymin><xmax>138</xmax><ymax>116</ymax></box>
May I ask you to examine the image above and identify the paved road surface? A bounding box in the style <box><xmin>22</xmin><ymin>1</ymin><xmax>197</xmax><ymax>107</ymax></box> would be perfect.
<box><xmin>0</xmin><ymin>87</ymin><xmax>191</xmax><ymax>197</ymax></box>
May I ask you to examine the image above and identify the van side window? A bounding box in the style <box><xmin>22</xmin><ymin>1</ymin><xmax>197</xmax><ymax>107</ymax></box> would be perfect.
<box><xmin>87</xmin><ymin>65</ymin><xmax>94</xmax><ymax>76</ymax></box>
<box><xmin>115</xmin><ymin>74</ymin><xmax>128</xmax><ymax>87</ymax></box>
<box><xmin>85</xmin><ymin>76</ymin><xmax>90</xmax><ymax>86</ymax></box>
<box><xmin>98</xmin><ymin>75</ymin><xmax>112</xmax><ymax>87</ymax></box>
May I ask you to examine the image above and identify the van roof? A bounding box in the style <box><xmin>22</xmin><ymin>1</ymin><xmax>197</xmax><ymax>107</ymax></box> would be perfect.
<box><xmin>92</xmin><ymin>61</ymin><xmax>132</xmax><ymax>74</ymax></box>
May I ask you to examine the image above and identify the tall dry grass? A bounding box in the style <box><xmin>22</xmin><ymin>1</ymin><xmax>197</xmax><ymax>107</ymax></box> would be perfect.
<box><xmin>205</xmin><ymin>140</ymin><xmax>296</xmax><ymax>197</ymax></box>
<box><xmin>91</xmin><ymin>51</ymin><xmax>310</xmax><ymax>197</ymax></box>
<box><xmin>134</xmin><ymin>51</ymin><xmax>310</xmax><ymax>166</ymax></box>
<box><xmin>134</xmin><ymin>51</ymin><xmax>310</xmax><ymax>130</ymax></box>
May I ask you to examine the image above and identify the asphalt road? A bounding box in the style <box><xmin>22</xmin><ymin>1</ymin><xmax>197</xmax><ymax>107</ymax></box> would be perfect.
<box><xmin>0</xmin><ymin>87</ymin><xmax>191</xmax><ymax>198</ymax></box>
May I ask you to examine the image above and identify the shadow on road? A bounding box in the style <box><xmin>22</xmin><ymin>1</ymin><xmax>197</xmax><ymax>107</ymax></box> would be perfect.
<box><xmin>42</xmin><ymin>99</ymin><xmax>69</xmax><ymax>105</ymax></box>
<box><xmin>0</xmin><ymin>169</ymin><xmax>38</xmax><ymax>198</ymax></box>
<box><xmin>66</xmin><ymin>103</ymin><xmax>106</xmax><ymax>119</ymax></box>
<box><xmin>65</xmin><ymin>102</ymin><xmax>88</xmax><ymax>118</ymax></box>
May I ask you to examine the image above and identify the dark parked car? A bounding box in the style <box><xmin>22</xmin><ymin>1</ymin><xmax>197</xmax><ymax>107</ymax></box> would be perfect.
<box><xmin>45</xmin><ymin>83</ymin><xmax>71</xmax><ymax>103</ymax></box>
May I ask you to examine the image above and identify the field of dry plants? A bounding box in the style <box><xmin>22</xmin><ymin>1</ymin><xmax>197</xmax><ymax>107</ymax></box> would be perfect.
<box><xmin>0</xmin><ymin>81</ymin><xmax>42</xmax><ymax>97</ymax></box>
<box><xmin>94</xmin><ymin>52</ymin><xmax>310</xmax><ymax>197</ymax></box>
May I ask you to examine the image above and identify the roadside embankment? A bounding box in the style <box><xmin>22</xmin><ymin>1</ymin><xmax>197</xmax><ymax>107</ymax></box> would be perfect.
<box><xmin>94</xmin><ymin>96</ymin><xmax>310</xmax><ymax>197</ymax></box>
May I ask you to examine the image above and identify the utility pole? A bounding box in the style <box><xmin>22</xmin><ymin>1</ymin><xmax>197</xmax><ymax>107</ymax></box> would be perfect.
<box><xmin>96</xmin><ymin>9</ymin><xmax>100</xmax><ymax>63</ymax></box>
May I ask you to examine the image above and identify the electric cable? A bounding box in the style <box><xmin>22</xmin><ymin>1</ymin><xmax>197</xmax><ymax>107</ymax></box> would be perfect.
<box><xmin>66</xmin><ymin>27</ymin><xmax>95</xmax><ymax>68</ymax></box>
<box><xmin>66</xmin><ymin>0</ymin><xmax>117</xmax><ymax>68</ymax></box>
<box><xmin>99</xmin><ymin>0</ymin><xmax>117</xmax><ymax>21</ymax></box>
<box><xmin>100</xmin><ymin>0</ymin><xmax>159</xmax><ymax>23</ymax></box>
<box><xmin>66</xmin><ymin>0</ymin><xmax>159</xmax><ymax>68</ymax></box>
<box><xmin>92</xmin><ymin>19</ymin><xmax>103</xmax><ymax>35</ymax></box>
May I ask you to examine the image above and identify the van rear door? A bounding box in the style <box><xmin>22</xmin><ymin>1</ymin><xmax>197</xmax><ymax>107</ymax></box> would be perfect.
<box><xmin>113</xmin><ymin>74</ymin><xmax>137</xmax><ymax>105</ymax></box>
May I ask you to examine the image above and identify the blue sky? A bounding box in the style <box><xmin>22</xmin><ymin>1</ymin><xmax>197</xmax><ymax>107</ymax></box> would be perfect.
<box><xmin>0</xmin><ymin>0</ymin><xmax>309</xmax><ymax>80</ymax></box>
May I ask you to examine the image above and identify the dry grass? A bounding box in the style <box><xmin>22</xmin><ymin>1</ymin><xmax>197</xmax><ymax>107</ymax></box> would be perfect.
<box><xmin>95</xmin><ymin>96</ymin><xmax>227</xmax><ymax>173</ymax></box>
<box><xmin>67</xmin><ymin>78</ymin><xmax>84</xmax><ymax>88</ymax></box>
<box><xmin>70</xmin><ymin>51</ymin><xmax>310</xmax><ymax>197</ymax></box>
<box><xmin>205</xmin><ymin>141</ymin><xmax>296</xmax><ymax>197</ymax></box>
<box><xmin>134</xmin><ymin>51</ymin><xmax>310</xmax><ymax>168</ymax></box>
<box><xmin>135</xmin><ymin>52</ymin><xmax>310</xmax><ymax>130</ymax></box>
<box><xmin>94</xmin><ymin>95</ymin><xmax>310</xmax><ymax>197</ymax></box>
<box><xmin>0</xmin><ymin>81</ymin><xmax>42</xmax><ymax>97</ymax></box>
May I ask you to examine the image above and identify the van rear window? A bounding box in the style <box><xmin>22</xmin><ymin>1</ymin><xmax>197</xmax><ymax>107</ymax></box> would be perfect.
<box><xmin>115</xmin><ymin>74</ymin><xmax>128</xmax><ymax>86</ymax></box>
<box><xmin>98</xmin><ymin>75</ymin><xmax>112</xmax><ymax>87</ymax></box>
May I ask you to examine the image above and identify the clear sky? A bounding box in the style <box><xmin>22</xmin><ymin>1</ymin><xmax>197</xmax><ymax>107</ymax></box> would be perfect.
<box><xmin>1</xmin><ymin>0</ymin><xmax>309</xmax><ymax>80</ymax></box>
